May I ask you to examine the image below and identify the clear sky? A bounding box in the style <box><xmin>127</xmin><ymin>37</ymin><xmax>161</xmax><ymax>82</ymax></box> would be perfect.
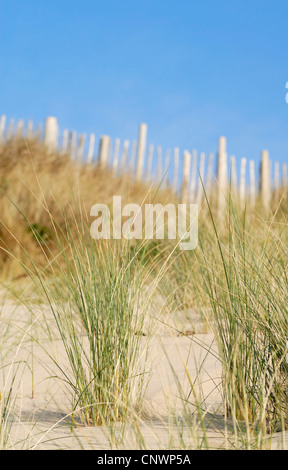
<box><xmin>0</xmin><ymin>0</ymin><xmax>287</xmax><ymax>176</ymax></box>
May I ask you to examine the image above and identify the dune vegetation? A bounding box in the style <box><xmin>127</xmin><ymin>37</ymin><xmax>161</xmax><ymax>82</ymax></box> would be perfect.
<box><xmin>1</xmin><ymin>136</ymin><xmax>288</xmax><ymax>449</ymax></box>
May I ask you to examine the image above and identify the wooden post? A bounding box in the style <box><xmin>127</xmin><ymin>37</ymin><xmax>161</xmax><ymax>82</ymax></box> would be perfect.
<box><xmin>282</xmin><ymin>163</ymin><xmax>287</xmax><ymax>188</ymax></box>
<box><xmin>164</xmin><ymin>149</ymin><xmax>171</xmax><ymax>186</ymax></box>
<box><xmin>172</xmin><ymin>147</ymin><xmax>179</xmax><ymax>194</ymax></box>
<box><xmin>61</xmin><ymin>129</ymin><xmax>69</xmax><ymax>154</ymax></box>
<box><xmin>27</xmin><ymin>120</ymin><xmax>34</xmax><ymax>139</ymax></box>
<box><xmin>129</xmin><ymin>140</ymin><xmax>138</xmax><ymax>176</ymax></box>
<box><xmin>44</xmin><ymin>117</ymin><xmax>59</xmax><ymax>152</ymax></box>
<box><xmin>120</xmin><ymin>140</ymin><xmax>130</xmax><ymax>174</ymax></box>
<box><xmin>112</xmin><ymin>138</ymin><xmax>120</xmax><ymax>174</ymax></box>
<box><xmin>135</xmin><ymin>123</ymin><xmax>147</xmax><ymax>182</ymax></box>
<box><xmin>87</xmin><ymin>133</ymin><xmax>95</xmax><ymax>164</ymax></box>
<box><xmin>16</xmin><ymin>119</ymin><xmax>24</xmax><ymax>138</ymax></box>
<box><xmin>156</xmin><ymin>146</ymin><xmax>163</xmax><ymax>184</ymax></box>
<box><xmin>145</xmin><ymin>144</ymin><xmax>154</xmax><ymax>181</ymax></box>
<box><xmin>69</xmin><ymin>131</ymin><xmax>77</xmax><ymax>160</ymax></box>
<box><xmin>206</xmin><ymin>152</ymin><xmax>214</xmax><ymax>200</ymax></box>
<box><xmin>6</xmin><ymin>119</ymin><xmax>14</xmax><ymax>140</ymax></box>
<box><xmin>189</xmin><ymin>150</ymin><xmax>197</xmax><ymax>202</ymax></box>
<box><xmin>239</xmin><ymin>158</ymin><xmax>247</xmax><ymax>209</ymax></box>
<box><xmin>181</xmin><ymin>150</ymin><xmax>191</xmax><ymax>203</ymax></box>
<box><xmin>230</xmin><ymin>155</ymin><xmax>238</xmax><ymax>196</ymax></box>
<box><xmin>217</xmin><ymin>136</ymin><xmax>228</xmax><ymax>217</ymax></box>
<box><xmin>0</xmin><ymin>115</ymin><xmax>6</xmax><ymax>144</ymax></box>
<box><xmin>274</xmin><ymin>161</ymin><xmax>280</xmax><ymax>200</ymax></box>
<box><xmin>197</xmin><ymin>152</ymin><xmax>205</xmax><ymax>204</ymax></box>
<box><xmin>249</xmin><ymin>160</ymin><xmax>256</xmax><ymax>207</ymax></box>
<box><xmin>99</xmin><ymin>135</ymin><xmax>111</xmax><ymax>169</ymax></box>
<box><xmin>260</xmin><ymin>150</ymin><xmax>271</xmax><ymax>212</ymax></box>
<box><xmin>77</xmin><ymin>134</ymin><xmax>86</xmax><ymax>164</ymax></box>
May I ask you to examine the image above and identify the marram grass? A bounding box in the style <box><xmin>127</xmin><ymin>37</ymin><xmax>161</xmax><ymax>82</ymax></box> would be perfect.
<box><xmin>1</xmin><ymin>138</ymin><xmax>288</xmax><ymax>448</ymax></box>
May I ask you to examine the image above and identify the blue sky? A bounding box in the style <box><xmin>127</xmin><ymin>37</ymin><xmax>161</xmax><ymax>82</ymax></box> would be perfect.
<box><xmin>0</xmin><ymin>0</ymin><xmax>288</xmax><ymax>177</ymax></box>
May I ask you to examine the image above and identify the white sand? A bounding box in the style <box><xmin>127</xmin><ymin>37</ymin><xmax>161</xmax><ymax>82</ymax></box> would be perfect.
<box><xmin>0</xmin><ymin>300</ymin><xmax>286</xmax><ymax>450</ymax></box>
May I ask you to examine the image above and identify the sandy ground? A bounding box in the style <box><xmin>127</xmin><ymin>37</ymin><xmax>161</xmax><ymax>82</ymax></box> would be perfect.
<box><xmin>0</xmin><ymin>300</ymin><xmax>287</xmax><ymax>450</ymax></box>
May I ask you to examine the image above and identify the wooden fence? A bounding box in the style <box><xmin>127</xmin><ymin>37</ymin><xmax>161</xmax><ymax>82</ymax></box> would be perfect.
<box><xmin>0</xmin><ymin>114</ymin><xmax>286</xmax><ymax>213</ymax></box>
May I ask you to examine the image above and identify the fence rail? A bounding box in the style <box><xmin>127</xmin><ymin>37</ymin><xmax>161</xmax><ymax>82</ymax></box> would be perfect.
<box><xmin>0</xmin><ymin>114</ymin><xmax>286</xmax><ymax>213</ymax></box>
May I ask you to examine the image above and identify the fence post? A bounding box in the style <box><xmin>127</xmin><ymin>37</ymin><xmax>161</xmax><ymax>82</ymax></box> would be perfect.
<box><xmin>44</xmin><ymin>117</ymin><xmax>59</xmax><ymax>152</ymax></box>
<box><xmin>145</xmin><ymin>144</ymin><xmax>154</xmax><ymax>181</ymax></box>
<box><xmin>172</xmin><ymin>147</ymin><xmax>179</xmax><ymax>193</ymax></box>
<box><xmin>260</xmin><ymin>150</ymin><xmax>271</xmax><ymax>212</ymax></box>
<box><xmin>274</xmin><ymin>161</ymin><xmax>280</xmax><ymax>200</ymax></box>
<box><xmin>156</xmin><ymin>146</ymin><xmax>163</xmax><ymax>184</ymax></box>
<box><xmin>181</xmin><ymin>150</ymin><xmax>191</xmax><ymax>203</ymax></box>
<box><xmin>0</xmin><ymin>115</ymin><xmax>6</xmax><ymax>144</ymax></box>
<box><xmin>206</xmin><ymin>152</ymin><xmax>214</xmax><ymax>200</ymax></box>
<box><xmin>16</xmin><ymin>119</ymin><xmax>24</xmax><ymax>138</ymax></box>
<box><xmin>69</xmin><ymin>131</ymin><xmax>77</xmax><ymax>160</ymax></box>
<box><xmin>230</xmin><ymin>155</ymin><xmax>237</xmax><ymax>196</ymax></box>
<box><xmin>61</xmin><ymin>129</ymin><xmax>69</xmax><ymax>154</ymax></box>
<box><xmin>197</xmin><ymin>152</ymin><xmax>205</xmax><ymax>204</ymax></box>
<box><xmin>189</xmin><ymin>150</ymin><xmax>197</xmax><ymax>202</ymax></box>
<box><xmin>120</xmin><ymin>140</ymin><xmax>130</xmax><ymax>174</ymax></box>
<box><xmin>77</xmin><ymin>134</ymin><xmax>86</xmax><ymax>164</ymax></box>
<box><xmin>87</xmin><ymin>133</ymin><xmax>95</xmax><ymax>164</ymax></box>
<box><xmin>6</xmin><ymin>119</ymin><xmax>14</xmax><ymax>140</ymax></box>
<box><xmin>282</xmin><ymin>163</ymin><xmax>287</xmax><ymax>188</ymax></box>
<box><xmin>163</xmin><ymin>149</ymin><xmax>171</xmax><ymax>186</ymax></box>
<box><xmin>135</xmin><ymin>123</ymin><xmax>147</xmax><ymax>182</ymax></box>
<box><xmin>249</xmin><ymin>160</ymin><xmax>256</xmax><ymax>207</ymax></box>
<box><xmin>239</xmin><ymin>157</ymin><xmax>247</xmax><ymax>209</ymax></box>
<box><xmin>217</xmin><ymin>136</ymin><xmax>228</xmax><ymax>217</ymax></box>
<box><xmin>112</xmin><ymin>138</ymin><xmax>120</xmax><ymax>174</ymax></box>
<box><xmin>129</xmin><ymin>140</ymin><xmax>138</xmax><ymax>177</ymax></box>
<box><xmin>99</xmin><ymin>135</ymin><xmax>111</xmax><ymax>169</ymax></box>
<box><xmin>27</xmin><ymin>120</ymin><xmax>34</xmax><ymax>139</ymax></box>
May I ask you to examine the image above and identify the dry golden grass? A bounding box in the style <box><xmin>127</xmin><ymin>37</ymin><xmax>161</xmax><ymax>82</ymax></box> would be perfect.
<box><xmin>0</xmin><ymin>137</ymin><xmax>179</xmax><ymax>281</ymax></box>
